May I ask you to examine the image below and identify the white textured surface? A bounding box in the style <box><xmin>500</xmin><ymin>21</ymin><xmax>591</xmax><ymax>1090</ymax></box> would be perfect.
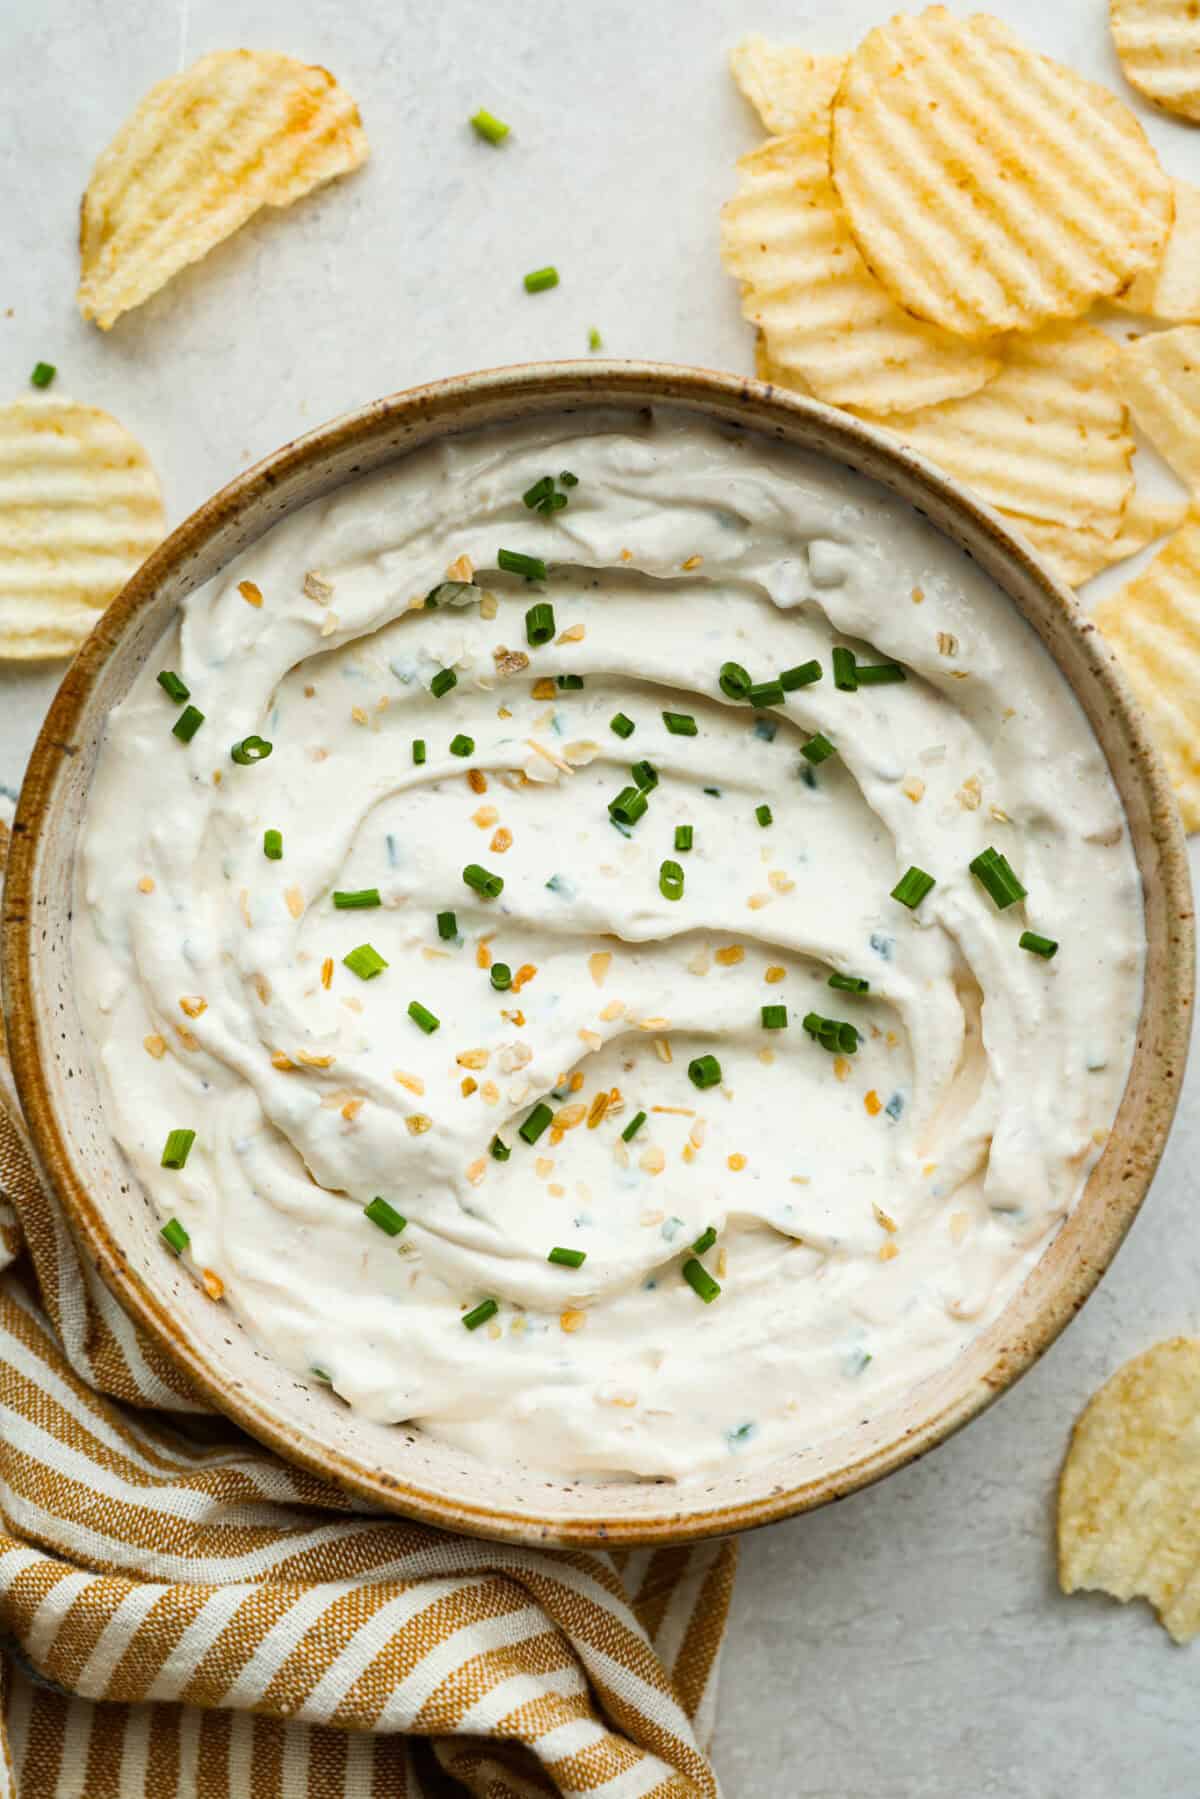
<box><xmin>0</xmin><ymin>1</ymin><xmax>1197</xmax><ymax>1791</ymax></box>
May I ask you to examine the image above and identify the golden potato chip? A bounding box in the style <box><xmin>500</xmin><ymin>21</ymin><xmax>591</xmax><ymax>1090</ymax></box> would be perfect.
<box><xmin>1115</xmin><ymin>182</ymin><xmax>1200</xmax><ymax>322</ymax></box>
<box><xmin>1059</xmin><ymin>1339</ymin><xmax>1200</xmax><ymax>1640</ymax></box>
<box><xmin>0</xmin><ymin>399</ymin><xmax>165</xmax><ymax>659</ymax></box>
<box><xmin>830</xmin><ymin>8</ymin><xmax>1173</xmax><ymax>340</ymax></box>
<box><xmin>1111</xmin><ymin>0</ymin><xmax>1200</xmax><ymax>123</ymax></box>
<box><xmin>79</xmin><ymin>50</ymin><xmax>368</xmax><ymax>329</ymax></box>
<box><xmin>865</xmin><ymin>323</ymin><xmax>1135</xmax><ymax>535</ymax></box>
<box><xmin>1000</xmin><ymin>492</ymin><xmax>1188</xmax><ymax>587</ymax></box>
<box><xmin>729</xmin><ymin>36</ymin><xmax>845</xmax><ymax>135</ymax></box>
<box><xmin>720</xmin><ymin>130</ymin><xmax>1001</xmax><ymax>416</ymax></box>
<box><xmin>1117</xmin><ymin>326</ymin><xmax>1200</xmax><ymax>492</ymax></box>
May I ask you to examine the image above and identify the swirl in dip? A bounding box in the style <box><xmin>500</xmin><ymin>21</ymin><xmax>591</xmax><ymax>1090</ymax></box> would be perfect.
<box><xmin>75</xmin><ymin>411</ymin><xmax>1144</xmax><ymax>1480</ymax></box>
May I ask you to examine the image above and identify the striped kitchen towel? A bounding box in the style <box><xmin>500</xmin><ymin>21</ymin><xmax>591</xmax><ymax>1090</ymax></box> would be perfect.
<box><xmin>0</xmin><ymin>812</ymin><xmax>734</xmax><ymax>1798</ymax></box>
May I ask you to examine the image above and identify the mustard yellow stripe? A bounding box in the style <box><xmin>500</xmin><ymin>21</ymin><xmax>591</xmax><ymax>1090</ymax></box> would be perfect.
<box><xmin>494</xmin><ymin>1686</ymin><xmax>595</xmax><ymax>1742</ymax></box>
<box><xmin>632</xmin><ymin>1547</ymin><xmax>695</xmax><ymax>1645</ymax></box>
<box><xmin>251</xmin><ymin>1713</ymin><xmax>286</xmax><ymax>1799</ymax></box>
<box><xmin>302</xmin><ymin>1720</ymin><xmax>347</xmax><ymax>1799</ymax></box>
<box><xmin>547</xmin><ymin>1728</ymin><xmax>647</xmax><ymax>1792</ymax></box>
<box><xmin>257</xmin><ymin>1578</ymin><xmax>421</xmax><ymax>1717</ymax></box>
<box><xmin>178</xmin><ymin>1584</ymin><xmax>312</xmax><ymax>1709</ymax></box>
<box><xmin>267</xmin><ymin>1519</ymin><xmax>430</xmax><ymax>1584</ymax></box>
<box><xmin>196</xmin><ymin>1707</ymin><xmax>233</xmax><ymax>1799</ymax></box>
<box><xmin>414</xmin><ymin>1627</ymin><xmax>571</xmax><ymax>1733</ymax></box>
<box><xmin>0</xmin><ymin>1554</ymin><xmax>78</xmax><ymax>1647</ymax></box>
<box><xmin>670</xmin><ymin>1543</ymin><xmax>738</xmax><ymax>1723</ymax></box>
<box><xmin>80</xmin><ymin>1691</ymin><xmax>128</xmax><ymax>1799</ymax></box>
<box><xmin>40</xmin><ymin>1571</ymin><xmax>138</xmax><ymax>1694</ymax></box>
<box><xmin>106</xmin><ymin>1583</ymin><xmax>217</xmax><ymax>1704</ymax></box>
<box><xmin>23</xmin><ymin>1685</ymin><xmax>66</xmax><ymax>1797</ymax></box>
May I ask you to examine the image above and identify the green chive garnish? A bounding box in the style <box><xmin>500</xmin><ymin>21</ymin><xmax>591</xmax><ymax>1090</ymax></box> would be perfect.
<box><xmin>761</xmin><ymin>1004</ymin><xmax>788</xmax><ymax>1029</ymax></box>
<box><xmin>856</xmin><ymin>662</ymin><xmax>906</xmax><ymax>686</ymax></box>
<box><xmin>1019</xmin><ymin>930</ymin><xmax>1059</xmax><ymax>959</ymax></box>
<box><xmin>523</xmin><ymin>267</ymin><xmax>559</xmax><ymax>293</ymax></box>
<box><xmin>344</xmin><ymin>943</ymin><xmax>388</xmax><ymax>980</ymax></box>
<box><xmin>828</xmin><ymin>973</ymin><xmax>869</xmax><ymax>993</ymax></box>
<box><xmin>470</xmin><ymin>108</ymin><xmax>509</xmax><ymax>144</ymax></box>
<box><xmin>525</xmin><ymin>601</ymin><xmax>555</xmax><ymax>645</ymax></box>
<box><xmin>719</xmin><ymin>661</ymin><xmax>751</xmax><ymax>701</ymax></box>
<box><xmin>748</xmin><ymin>679</ymin><xmax>784</xmax><ymax>708</ymax></box>
<box><xmin>631</xmin><ymin>760</ymin><xmax>658</xmax><ymax>791</ymax></box>
<box><xmin>520</xmin><ymin>1101</ymin><xmax>554</xmax><ymax>1145</ymax></box>
<box><xmin>463</xmin><ymin>863</ymin><xmax>504</xmax><ymax>898</ymax></box>
<box><xmin>490</xmin><ymin>962</ymin><xmax>512</xmax><ymax>991</ymax></box>
<box><xmin>263</xmin><ymin>829</ymin><xmax>283</xmax><ymax>860</ymax></box>
<box><xmin>832</xmin><ymin>648</ymin><xmax>858</xmax><ymax>691</ymax></box>
<box><xmin>559</xmin><ymin>471</ymin><xmax>579</xmax><ymax>488</ymax></box>
<box><xmin>160</xmin><ymin>1218</ymin><xmax>190</xmax><ymax>1255</ymax></box>
<box><xmin>230</xmin><ymin>734</ymin><xmax>272</xmax><ymax>765</ymax></box>
<box><xmin>800</xmin><ymin>732</ymin><xmax>837</xmax><ymax>765</ymax></box>
<box><xmin>780</xmin><ymin>660</ymin><xmax>822</xmax><ymax>690</ymax></box>
<box><xmin>609</xmin><ymin>786</ymin><xmax>648</xmax><ymax>827</ymax></box>
<box><xmin>548</xmin><ymin>1246</ymin><xmax>587</xmax><ymax>1268</ymax></box>
<box><xmin>430</xmin><ymin>668</ymin><xmax>457</xmax><ymax>699</ymax></box>
<box><xmin>970</xmin><ymin>846</ymin><xmax>1027</xmax><ymax>910</ymax></box>
<box><xmin>500</xmin><ymin>549</ymin><xmax>547</xmax><ymax>581</ymax></box>
<box><xmin>408</xmin><ymin>1000</ymin><xmax>440</xmax><ymax>1033</ymax></box>
<box><xmin>663</xmin><ymin>711</ymin><xmax>698</xmax><ymax>736</ymax></box>
<box><xmin>524</xmin><ymin>475</ymin><xmax>554</xmax><ymax>508</ymax></box>
<box><xmin>682</xmin><ymin>1258</ymin><xmax>721</xmax><ymax>1303</ymax></box>
<box><xmin>622</xmin><ymin>1110</ymin><xmax>647</xmax><ymax>1142</ymax></box>
<box><xmin>450</xmin><ymin>733</ymin><xmax>475</xmax><ymax>756</ymax></box>
<box><xmin>157</xmin><ymin>670</ymin><xmax>189</xmax><ymax>703</ymax></box>
<box><xmin>161</xmin><ymin>1128</ymin><xmax>195</xmax><ymax>1170</ymax></box>
<box><xmin>30</xmin><ymin>361</ymin><xmax>56</xmax><ymax>389</ymax></box>
<box><xmin>413</xmin><ymin>739</ymin><xmax>427</xmax><ymax>764</ymax></box>
<box><xmin>891</xmin><ymin>865</ymin><xmax>936</xmax><ymax>909</ymax></box>
<box><xmin>333</xmin><ymin>888</ymin><xmax>380</xmax><ymax>910</ymax></box>
<box><xmin>425</xmin><ymin>581</ymin><xmax>474</xmax><ymax>608</ymax></box>
<box><xmin>364</xmin><ymin>1196</ymin><xmax>407</xmax><ymax>1236</ymax></box>
<box><xmin>557</xmin><ymin>674</ymin><xmax>584</xmax><ymax>690</ymax></box>
<box><xmin>462</xmin><ymin>1298</ymin><xmax>499</xmax><ymax>1329</ymax></box>
<box><xmin>755</xmin><ymin>803</ymin><xmax>772</xmax><ymax>828</ymax></box>
<box><xmin>310</xmin><ymin>1365</ymin><xmax>333</xmax><ymax>1385</ymax></box>
<box><xmin>803</xmin><ymin>1012</ymin><xmax>859</xmax><ymax>1055</ymax></box>
<box><xmin>692</xmin><ymin>1226</ymin><xmax>717</xmax><ymax>1256</ymax></box>
<box><xmin>688</xmin><ymin>1054</ymin><xmax>722</xmax><ymax>1090</ymax></box>
<box><xmin>588</xmin><ymin>326</ymin><xmax>603</xmax><ymax>351</ymax></box>
<box><xmin>172</xmin><ymin>705</ymin><xmax>205</xmax><ymax>743</ymax></box>
<box><xmin>674</xmin><ymin>824</ymin><xmax>693</xmax><ymax>852</ymax></box>
<box><xmin>610</xmin><ymin>712</ymin><xmax>635</xmax><ymax>738</ymax></box>
<box><xmin>437</xmin><ymin>910</ymin><xmax>458</xmax><ymax>940</ymax></box>
<box><xmin>659</xmin><ymin>859</ymin><xmax>685</xmax><ymax>901</ymax></box>
<box><xmin>490</xmin><ymin>1135</ymin><xmax>511</xmax><ymax>1161</ymax></box>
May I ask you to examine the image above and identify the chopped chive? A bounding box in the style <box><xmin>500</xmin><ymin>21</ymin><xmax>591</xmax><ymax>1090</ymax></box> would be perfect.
<box><xmin>364</xmin><ymin>1196</ymin><xmax>407</xmax><ymax>1236</ymax></box>
<box><xmin>674</xmin><ymin>824</ymin><xmax>693</xmax><ymax>852</ymax></box>
<box><xmin>520</xmin><ymin>1101</ymin><xmax>554</xmax><ymax>1145</ymax></box>
<box><xmin>523</xmin><ymin>475</ymin><xmax>555</xmax><ymax>509</ymax></box>
<box><xmin>30</xmin><ymin>361</ymin><xmax>56</xmax><ymax>389</ymax></box>
<box><xmin>719</xmin><ymin>661</ymin><xmax>752</xmax><ymax>701</ymax></box>
<box><xmin>160</xmin><ymin>1217</ymin><xmax>190</xmax><ymax>1255</ymax></box>
<box><xmin>559</xmin><ymin>470</ymin><xmax>579</xmax><ymax>488</ymax></box>
<box><xmin>333</xmin><ymin>888</ymin><xmax>381</xmax><ymax>910</ymax></box>
<box><xmin>525</xmin><ymin>601</ymin><xmax>555</xmax><ymax>645</ymax></box>
<box><xmin>970</xmin><ymin>846</ymin><xmax>1027</xmax><ymax>910</ymax></box>
<box><xmin>761</xmin><ymin>1004</ymin><xmax>788</xmax><ymax>1029</ymax></box>
<box><xmin>310</xmin><ymin>1366</ymin><xmax>333</xmax><ymax>1385</ymax></box>
<box><xmin>803</xmin><ymin>1012</ymin><xmax>859</xmax><ymax>1055</ymax></box>
<box><xmin>157</xmin><ymin>670</ymin><xmax>189</xmax><ymax>703</ymax></box>
<box><xmin>263</xmin><ymin>828</ymin><xmax>283</xmax><ymax>860</ymax></box>
<box><xmin>412</xmin><ymin>738</ymin><xmax>426</xmax><ymax>764</ymax></box>
<box><xmin>609</xmin><ymin>785</ymin><xmax>649</xmax><ymax>826</ymax></box>
<box><xmin>755</xmin><ymin>803</ymin><xmax>772</xmax><ymax>828</ymax></box>
<box><xmin>891</xmin><ymin>865</ymin><xmax>936</xmax><ymax>909</ymax></box>
<box><xmin>450</xmin><ymin>733</ymin><xmax>475</xmax><ymax>756</ymax></box>
<box><xmin>780</xmin><ymin>660</ymin><xmax>822</xmax><ymax>690</ymax></box>
<box><xmin>631</xmin><ymin>759</ymin><xmax>658</xmax><ymax>791</ymax></box>
<box><xmin>622</xmin><ymin>1109</ymin><xmax>648</xmax><ymax>1142</ymax></box>
<box><xmin>172</xmin><ymin>704</ymin><xmax>205</xmax><ymax>743</ymax></box>
<box><xmin>548</xmin><ymin>1246</ymin><xmax>587</xmax><ymax>1268</ymax></box>
<box><xmin>557</xmin><ymin>674</ymin><xmax>584</xmax><ymax>690</ymax></box>
<box><xmin>748</xmin><ymin>679</ymin><xmax>784</xmax><ymax>708</ymax></box>
<box><xmin>610</xmin><ymin>711</ymin><xmax>635</xmax><ymax>738</ymax></box>
<box><xmin>856</xmin><ymin>662</ymin><xmax>906</xmax><ymax>686</ymax></box>
<box><xmin>470</xmin><ymin>107</ymin><xmax>509</xmax><ymax>144</ymax></box>
<box><xmin>659</xmin><ymin>858</ymin><xmax>685</xmax><ymax>901</ymax></box>
<box><xmin>490</xmin><ymin>1134</ymin><xmax>511</xmax><ymax>1161</ymax></box>
<box><xmin>800</xmin><ymin>732</ymin><xmax>837</xmax><ymax>765</ymax></box>
<box><xmin>692</xmin><ymin>1226</ymin><xmax>717</xmax><ymax>1256</ymax></box>
<box><xmin>704</xmin><ymin>786</ymin><xmax>721</xmax><ymax>797</ymax></box>
<box><xmin>406</xmin><ymin>1000</ymin><xmax>439</xmax><ymax>1036</ymax></box>
<box><xmin>425</xmin><ymin>581</ymin><xmax>474</xmax><ymax>608</ymax></box>
<box><xmin>161</xmin><ymin>1128</ymin><xmax>195</xmax><ymax>1170</ymax></box>
<box><xmin>430</xmin><ymin>668</ymin><xmax>457</xmax><ymax>700</ymax></box>
<box><xmin>663</xmin><ymin>711</ymin><xmax>698</xmax><ymax>736</ymax></box>
<box><xmin>832</xmin><ymin>648</ymin><xmax>858</xmax><ymax>691</ymax></box>
<box><xmin>1019</xmin><ymin>930</ymin><xmax>1059</xmax><ymax>959</ymax></box>
<box><xmin>523</xmin><ymin>267</ymin><xmax>559</xmax><ymax>293</ymax></box>
<box><xmin>463</xmin><ymin>862</ymin><xmax>504</xmax><ymax>898</ymax></box>
<box><xmin>230</xmin><ymin>734</ymin><xmax>272</xmax><ymax>765</ymax></box>
<box><xmin>682</xmin><ymin>1257</ymin><xmax>721</xmax><ymax>1303</ymax></box>
<box><xmin>437</xmin><ymin>910</ymin><xmax>458</xmax><ymax>941</ymax></box>
<box><xmin>688</xmin><ymin>1053</ymin><xmax>722</xmax><ymax>1090</ymax></box>
<box><xmin>828</xmin><ymin>972</ymin><xmax>869</xmax><ymax>993</ymax></box>
<box><xmin>462</xmin><ymin>1298</ymin><xmax>499</xmax><ymax>1329</ymax></box>
<box><xmin>588</xmin><ymin>326</ymin><xmax>603</xmax><ymax>351</ymax></box>
<box><xmin>501</xmin><ymin>549</ymin><xmax>548</xmax><ymax>582</ymax></box>
<box><xmin>344</xmin><ymin>943</ymin><xmax>388</xmax><ymax>980</ymax></box>
<box><xmin>490</xmin><ymin>962</ymin><xmax>512</xmax><ymax>991</ymax></box>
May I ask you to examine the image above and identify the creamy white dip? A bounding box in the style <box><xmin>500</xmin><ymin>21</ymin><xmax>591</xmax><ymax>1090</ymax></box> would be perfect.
<box><xmin>74</xmin><ymin>410</ymin><xmax>1144</xmax><ymax>1480</ymax></box>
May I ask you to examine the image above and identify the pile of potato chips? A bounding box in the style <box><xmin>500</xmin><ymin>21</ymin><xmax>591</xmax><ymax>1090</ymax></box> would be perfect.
<box><xmin>722</xmin><ymin>6</ymin><xmax>1199</xmax><ymax>830</ymax></box>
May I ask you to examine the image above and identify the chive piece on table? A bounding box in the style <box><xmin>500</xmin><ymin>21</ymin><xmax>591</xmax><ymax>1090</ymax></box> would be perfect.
<box><xmin>437</xmin><ymin>910</ymin><xmax>458</xmax><ymax>941</ymax></box>
<box><xmin>800</xmin><ymin>732</ymin><xmax>837</xmax><ymax>766</ymax></box>
<box><xmin>364</xmin><ymin>1196</ymin><xmax>407</xmax><ymax>1236</ymax></box>
<box><xmin>490</xmin><ymin>962</ymin><xmax>512</xmax><ymax>991</ymax></box>
<box><xmin>30</xmin><ymin>361</ymin><xmax>56</xmax><ymax>389</ymax></box>
<box><xmin>674</xmin><ymin>824</ymin><xmax>693</xmax><ymax>852</ymax></box>
<box><xmin>462</xmin><ymin>1298</ymin><xmax>499</xmax><ymax>1330</ymax></box>
<box><xmin>520</xmin><ymin>1101</ymin><xmax>554</xmax><ymax>1145</ymax></box>
<box><xmin>523</xmin><ymin>267</ymin><xmax>559</xmax><ymax>293</ymax></box>
<box><xmin>856</xmin><ymin>662</ymin><xmax>906</xmax><ymax>686</ymax></box>
<box><xmin>719</xmin><ymin>661</ymin><xmax>751</xmax><ymax>701</ymax></box>
<box><xmin>688</xmin><ymin>1053</ymin><xmax>722</xmax><ymax>1090</ymax></box>
<box><xmin>263</xmin><ymin>828</ymin><xmax>283</xmax><ymax>861</ymax></box>
<box><xmin>891</xmin><ymin>865</ymin><xmax>936</xmax><ymax>910</ymax></box>
<box><xmin>832</xmin><ymin>647</ymin><xmax>858</xmax><ymax>691</ymax></box>
<box><xmin>172</xmin><ymin>704</ymin><xmax>205</xmax><ymax>743</ymax></box>
<box><xmin>344</xmin><ymin>943</ymin><xmax>388</xmax><ymax>980</ymax></box>
<box><xmin>548</xmin><ymin>1246</ymin><xmax>587</xmax><ymax>1268</ymax></box>
<box><xmin>408</xmin><ymin>999</ymin><xmax>440</xmax><ymax>1034</ymax></box>
<box><xmin>490</xmin><ymin>1134</ymin><xmax>511</xmax><ymax>1161</ymax></box>
<box><xmin>430</xmin><ymin>668</ymin><xmax>457</xmax><ymax>700</ymax></box>
<box><xmin>970</xmin><ymin>846</ymin><xmax>1027</xmax><ymax>910</ymax></box>
<box><xmin>663</xmin><ymin>711</ymin><xmax>698</xmax><ymax>736</ymax></box>
<box><xmin>413</xmin><ymin>739</ymin><xmax>427</xmax><ymax>764</ymax></box>
<box><xmin>761</xmin><ymin>1004</ymin><xmax>788</xmax><ymax>1029</ymax></box>
<box><xmin>160</xmin><ymin>1217</ymin><xmax>190</xmax><ymax>1255</ymax></box>
<box><xmin>161</xmin><ymin>1128</ymin><xmax>195</xmax><ymax>1170</ymax></box>
<box><xmin>692</xmin><ymin>1226</ymin><xmax>717</xmax><ymax>1256</ymax></box>
<box><xmin>780</xmin><ymin>660</ymin><xmax>822</xmax><ymax>691</ymax></box>
<box><xmin>230</xmin><ymin>734</ymin><xmax>272</xmax><ymax>765</ymax></box>
<box><xmin>463</xmin><ymin>862</ymin><xmax>504</xmax><ymax>898</ymax></box>
<box><xmin>659</xmin><ymin>858</ymin><xmax>685</xmax><ymax>901</ymax></box>
<box><xmin>755</xmin><ymin>803</ymin><xmax>772</xmax><ymax>828</ymax></box>
<box><xmin>1019</xmin><ymin>930</ymin><xmax>1059</xmax><ymax>959</ymax></box>
<box><xmin>500</xmin><ymin>548</ymin><xmax>548</xmax><ymax>581</ymax></box>
<box><xmin>748</xmin><ymin>679</ymin><xmax>784</xmax><ymax>708</ymax></box>
<box><xmin>631</xmin><ymin>759</ymin><xmax>658</xmax><ymax>791</ymax></box>
<box><xmin>333</xmin><ymin>888</ymin><xmax>381</xmax><ymax>910</ymax></box>
<box><xmin>682</xmin><ymin>1257</ymin><xmax>721</xmax><ymax>1303</ymax></box>
<box><xmin>470</xmin><ymin>108</ymin><xmax>509</xmax><ymax>144</ymax></box>
<box><xmin>829</xmin><ymin>972</ymin><xmax>869</xmax><ymax>993</ymax></box>
<box><xmin>450</xmin><ymin>733</ymin><xmax>475</xmax><ymax>756</ymax></box>
<box><xmin>157</xmin><ymin>670</ymin><xmax>189</xmax><ymax>703</ymax></box>
<box><xmin>525</xmin><ymin>600</ymin><xmax>555</xmax><ymax>643</ymax></box>
<box><xmin>610</xmin><ymin>711</ymin><xmax>635</xmax><ymax>738</ymax></box>
<box><xmin>609</xmin><ymin>786</ymin><xmax>648</xmax><ymax>827</ymax></box>
<box><xmin>622</xmin><ymin>1109</ymin><xmax>647</xmax><ymax>1142</ymax></box>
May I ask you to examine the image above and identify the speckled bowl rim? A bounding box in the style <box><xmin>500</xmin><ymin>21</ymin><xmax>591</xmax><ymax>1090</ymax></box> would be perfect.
<box><xmin>3</xmin><ymin>360</ymin><xmax>1193</xmax><ymax>1547</ymax></box>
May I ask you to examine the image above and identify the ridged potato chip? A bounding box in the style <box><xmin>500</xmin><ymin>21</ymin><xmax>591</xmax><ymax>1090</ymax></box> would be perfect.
<box><xmin>1093</xmin><ymin>515</ymin><xmax>1200</xmax><ymax>829</ymax></box>
<box><xmin>831</xmin><ymin>8</ymin><xmax>1173</xmax><ymax>340</ymax></box>
<box><xmin>79</xmin><ymin>50</ymin><xmax>368</xmax><ymax>329</ymax></box>
<box><xmin>865</xmin><ymin>323</ymin><xmax>1135</xmax><ymax>535</ymax></box>
<box><xmin>1115</xmin><ymin>182</ymin><xmax>1200</xmax><ymax>322</ymax></box>
<box><xmin>1000</xmin><ymin>492</ymin><xmax>1188</xmax><ymax>587</ymax></box>
<box><xmin>729</xmin><ymin>36</ymin><xmax>845</xmax><ymax>135</ymax></box>
<box><xmin>721</xmin><ymin>130</ymin><xmax>1001</xmax><ymax>416</ymax></box>
<box><xmin>1111</xmin><ymin>0</ymin><xmax>1200</xmax><ymax>123</ymax></box>
<box><xmin>0</xmin><ymin>400</ymin><xmax>165</xmax><ymax>660</ymax></box>
<box><xmin>1117</xmin><ymin>326</ymin><xmax>1200</xmax><ymax>492</ymax></box>
<box><xmin>1060</xmin><ymin>1339</ymin><xmax>1200</xmax><ymax>1640</ymax></box>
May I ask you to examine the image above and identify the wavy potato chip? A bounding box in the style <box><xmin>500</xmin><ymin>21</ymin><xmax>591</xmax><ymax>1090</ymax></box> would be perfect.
<box><xmin>864</xmin><ymin>323</ymin><xmax>1135</xmax><ymax>535</ymax></box>
<box><xmin>831</xmin><ymin>7</ymin><xmax>1172</xmax><ymax>340</ymax></box>
<box><xmin>0</xmin><ymin>400</ymin><xmax>165</xmax><ymax>660</ymax></box>
<box><xmin>1093</xmin><ymin>515</ymin><xmax>1200</xmax><ymax>829</ymax></box>
<box><xmin>721</xmin><ymin>130</ymin><xmax>1000</xmax><ymax>416</ymax></box>
<box><xmin>1111</xmin><ymin>0</ymin><xmax>1200</xmax><ymax>123</ymax></box>
<box><xmin>79</xmin><ymin>50</ymin><xmax>368</xmax><ymax>329</ymax></box>
<box><xmin>1060</xmin><ymin>1339</ymin><xmax>1200</xmax><ymax>1640</ymax></box>
<box><xmin>729</xmin><ymin>36</ymin><xmax>846</xmax><ymax>135</ymax></box>
<box><xmin>1115</xmin><ymin>182</ymin><xmax>1200</xmax><ymax>323</ymax></box>
<box><xmin>1000</xmin><ymin>492</ymin><xmax>1188</xmax><ymax>587</ymax></box>
<box><xmin>1117</xmin><ymin>326</ymin><xmax>1200</xmax><ymax>492</ymax></box>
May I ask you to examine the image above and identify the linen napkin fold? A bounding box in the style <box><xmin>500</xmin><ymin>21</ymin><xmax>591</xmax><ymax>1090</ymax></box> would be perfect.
<box><xmin>0</xmin><ymin>812</ymin><xmax>733</xmax><ymax>1799</ymax></box>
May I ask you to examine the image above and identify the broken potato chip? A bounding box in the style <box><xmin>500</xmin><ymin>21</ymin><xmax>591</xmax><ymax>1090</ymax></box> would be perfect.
<box><xmin>79</xmin><ymin>50</ymin><xmax>368</xmax><ymax>329</ymax></box>
<box><xmin>1059</xmin><ymin>1338</ymin><xmax>1200</xmax><ymax>1640</ymax></box>
<box><xmin>1001</xmin><ymin>492</ymin><xmax>1188</xmax><ymax>588</ymax></box>
<box><xmin>1115</xmin><ymin>181</ymin><xmax>1200</xmax><ymax>323</ymax></box>
<box><xmin>0</xmin><ymin>399</ymin><xmax>165</xmax><ymax>660</ymax></box>
<box><xmin>729</xmin><ymin>36</ymin><xmax>846</xmax><ymax>136</ymax></box>
<box><xmin>1110</xmin><ymin>0</ymin><xmax>1200</xmax><ymax>123</ymax></box>
<box><xmin>721</xmin><ymin>129</ymin><xmax>1000</xmax><ymax>416</ymax></box>
<box><xmin>1117</xmin><ymin>325</ymin><xmax>1200</xmax><ymax>492</ymax></box>
<box><xmin>830</xmin><ymin>7</ymin><xmax>1172</xmax><ymax>340</ymax></box>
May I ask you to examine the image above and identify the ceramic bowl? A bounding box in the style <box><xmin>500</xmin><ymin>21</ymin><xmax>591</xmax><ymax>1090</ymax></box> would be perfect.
<box><xmin>3</xmin><ymin>362</ymin><xmax>1193</xmax><ymax>1546</ymax></box>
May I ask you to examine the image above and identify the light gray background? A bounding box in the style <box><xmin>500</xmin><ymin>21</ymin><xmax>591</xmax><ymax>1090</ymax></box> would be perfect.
<box><xmin>2</xmin><ymin>3</ymin><xmax>1198</xmax><ymax>1793</ymax></box>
